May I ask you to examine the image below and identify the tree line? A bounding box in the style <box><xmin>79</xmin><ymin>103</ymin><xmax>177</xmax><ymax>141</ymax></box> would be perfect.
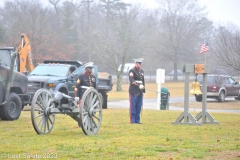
<box><xmin>0</xmin><ymin>0</ymin><xmax>239</xmax><ymax>91</ymax></box>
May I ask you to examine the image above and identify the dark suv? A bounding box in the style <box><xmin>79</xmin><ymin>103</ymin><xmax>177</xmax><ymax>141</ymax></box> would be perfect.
<box><xmin>194</xmin><ymin>74</ymin><xmax>240</xmax><ymax>102</ymax></box>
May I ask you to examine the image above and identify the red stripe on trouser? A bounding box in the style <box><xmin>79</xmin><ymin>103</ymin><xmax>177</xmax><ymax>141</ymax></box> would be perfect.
<box><xmin>129</xmin><ymin>94</ymin><xmax>132</xmax><ymax>123</ymax></box>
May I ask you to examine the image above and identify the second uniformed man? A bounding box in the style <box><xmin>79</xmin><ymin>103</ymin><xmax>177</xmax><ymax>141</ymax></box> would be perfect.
<box><xmin>128</xmin><ymin>58</ymin><xmax>145</xmax><ymax>124</ymax></box>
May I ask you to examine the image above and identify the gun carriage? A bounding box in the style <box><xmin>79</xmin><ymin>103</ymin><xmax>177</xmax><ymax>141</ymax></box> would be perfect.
<box><xmin>31</xmin><ymin>87</ymin><xmax>102</xmax><ymax>135</ymax></box>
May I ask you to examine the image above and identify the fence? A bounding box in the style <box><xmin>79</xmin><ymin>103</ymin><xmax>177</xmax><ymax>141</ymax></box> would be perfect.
<box><xmin>112</xmin><ymin>72</ymin><xmax>192</xmax><ymax>84</ymax></box>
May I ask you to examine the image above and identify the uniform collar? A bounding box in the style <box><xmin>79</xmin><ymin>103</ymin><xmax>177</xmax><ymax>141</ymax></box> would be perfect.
<box><xmin>85</xmin><ymin>72</ymin><xmax>91</xmax><ymax>75</ymax></box>
<box><xmin>135</xmin><ymin>66</ymin><xmax>140</xmax><ymax>70</ymax></box>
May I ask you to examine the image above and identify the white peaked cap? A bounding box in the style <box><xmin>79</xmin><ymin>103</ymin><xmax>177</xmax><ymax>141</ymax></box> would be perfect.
<box><xmin>133</xmin><ymin>58</ymin><xmax>144</xmax><ymax>63</ymax></box>
<box><xmin>84</xmin><ymin>62</ymin><xmax>94</xmax><ymax>68</ymax></box>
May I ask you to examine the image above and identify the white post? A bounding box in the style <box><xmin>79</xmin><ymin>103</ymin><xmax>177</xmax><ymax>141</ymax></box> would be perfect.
<box><xmin>156</xmin><ymin>69</ymin><xmax>165</xmax><ymax>110</ymax></box>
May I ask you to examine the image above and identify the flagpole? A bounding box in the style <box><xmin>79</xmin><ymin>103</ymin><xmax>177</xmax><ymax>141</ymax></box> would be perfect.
<box><xmin>205</xmin><ymin>52</ymin><xmax>206</xmax><ymax>64</ymax></box>
<box><xmin>204</xmin><ymin>39</ymin><xmax>205</xmax><ymax>64</ymax></box>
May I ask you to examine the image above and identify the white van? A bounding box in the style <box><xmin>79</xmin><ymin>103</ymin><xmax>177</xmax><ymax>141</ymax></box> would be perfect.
<box><xmin>118</xmin><ymin>63</ymin><xmax>135</xmax><ymax>73</ymax></box>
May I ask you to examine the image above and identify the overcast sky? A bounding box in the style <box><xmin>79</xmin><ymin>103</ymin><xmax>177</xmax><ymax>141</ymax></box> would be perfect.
<box><xmin>0</xmin><ymin>0</ymin><xmax>240</xmax><ymax>27</ymax></box>
<box><xmin>200</xmin><ymin>0</ymin><xmax>240</xmax><ymax>27</ymax></box>
<box><xmin>124</xmin><ymin>0</ymin><xmax>240</xmax><ymax>27</ymax></box>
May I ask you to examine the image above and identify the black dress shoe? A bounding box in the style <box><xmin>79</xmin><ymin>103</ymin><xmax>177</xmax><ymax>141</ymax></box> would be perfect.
<box><xmin>78</xmin><ymin>122</ymin><xmax>82</xmax><ymax>127</ymax></box>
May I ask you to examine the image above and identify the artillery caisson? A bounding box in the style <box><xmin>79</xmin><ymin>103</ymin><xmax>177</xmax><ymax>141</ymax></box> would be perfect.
<box><xmin>31</xmin><ymin>88</ymin><xmax>102</xmax><ymax>135</ymax></box>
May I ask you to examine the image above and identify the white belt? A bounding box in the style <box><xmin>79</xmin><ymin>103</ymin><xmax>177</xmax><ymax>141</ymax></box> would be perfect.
<box><xmin>80</xmin><ymin>86</ymin><xmax>92</xmax><ymax>89</ymax></box>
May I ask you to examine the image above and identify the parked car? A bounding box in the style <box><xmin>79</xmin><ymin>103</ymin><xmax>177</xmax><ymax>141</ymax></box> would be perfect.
<box><xmin>169</xmin><ymin>70</ymin><xmax>183</xmax><ymax>76</ymax></box>
<box><xmin>194</xmin><ymin>74</ymin><xmax>240</xmax><ymax>102</ymax></box>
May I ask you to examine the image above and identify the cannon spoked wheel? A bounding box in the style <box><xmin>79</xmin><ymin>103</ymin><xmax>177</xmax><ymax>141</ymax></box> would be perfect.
<box><xmin>80</xmin><ymin>88</ymin><xmax>102</xmax><ymax>135</ymax></box>
<box><xmin>31</xmin><ymin>89</ymin><xmax>55</xmax><ymax>134</ymax></box>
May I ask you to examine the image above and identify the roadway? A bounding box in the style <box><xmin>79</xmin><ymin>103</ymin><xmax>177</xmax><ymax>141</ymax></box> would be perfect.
<box><xmin>108</xmin><ymin>97</ymin><xmax>240</xmax><ymax>113</ymax></box>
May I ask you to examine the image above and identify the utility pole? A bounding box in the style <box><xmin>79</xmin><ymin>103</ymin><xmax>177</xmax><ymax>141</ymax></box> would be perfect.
<box><xmin>106</xmin><ymin>0</ymin><xmax>110</xmax><ymax>39</ymax></box>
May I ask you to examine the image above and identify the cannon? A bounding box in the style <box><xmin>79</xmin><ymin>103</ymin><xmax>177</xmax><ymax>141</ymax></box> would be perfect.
<box><xmin>30</xmin><ymin>87</ymin><xmax>102</xmax><ymax>135</ymax></box>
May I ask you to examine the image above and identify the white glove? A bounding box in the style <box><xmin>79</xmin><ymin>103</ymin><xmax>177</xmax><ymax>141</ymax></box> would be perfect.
<box><xmin>75</xmin><ymin>97</ymin><xmax>79</xmax><ymax>102</ymax></box>
<box><xmin>136</xmin><ymin>80</ymin><xmax>142</xmax><ymax>84</ymax></box>
<box><xmin>139</xmin><ymin>84</ymin><xmax>144</xmax><ymax>90</ymax></box>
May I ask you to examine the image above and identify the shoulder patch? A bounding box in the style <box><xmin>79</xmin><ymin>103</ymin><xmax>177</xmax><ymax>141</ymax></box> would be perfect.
<box><xmin>130</xmin><ymin>72</ymin><xmax>133</xmax><ymax>77</ymax></box>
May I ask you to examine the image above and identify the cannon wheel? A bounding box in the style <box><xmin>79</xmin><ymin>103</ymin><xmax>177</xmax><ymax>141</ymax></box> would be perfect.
<box><xmin>80</xmin><ymin>88</ymin><xmax>102</xmax><ymax>135</ymax></box>
<box><xmin>31</xmin><ymin>89</ymin><xmax>55</xmax><ymax>134</ymax></box>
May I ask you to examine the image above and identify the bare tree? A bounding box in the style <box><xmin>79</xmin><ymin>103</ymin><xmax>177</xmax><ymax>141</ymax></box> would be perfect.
<box><xmin>156</xmin><ymin>0</ymin><xmax>213</xmax><ymax>80</ymax></box>
<box><xmin>92</xmin><ymin>5</ymin><xmax>154</xmax><ymax>91</ymax></box>
<box><xmin>0</xmin><ymin>0</ymin><xmax>76</xmax><ymax>64</ymax></box>
<box><xmin>0</xmin><ymin>0</ymin><xmax>220</xmax><ymax>84</ymax></box>
<box><xmin>49</xmin><ymin>0</ymin><xmax>61</xmax><ymax>28</ymax></box>
<box><xmin>0</xmin><ymin>0</ymin><xmax>54</xmax><ymax>61</ymax></box>
<box><xmin>212</xmin><ymin>25</ymin><xmax>240</xmax><ymax>72</ymax></box>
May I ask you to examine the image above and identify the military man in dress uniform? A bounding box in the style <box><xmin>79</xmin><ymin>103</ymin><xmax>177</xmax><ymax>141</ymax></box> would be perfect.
<box><xmin>75</xmin><ymin>62</ymin><xmax>96</xmax><ymax>127</ymax></box>
<box><xmin>128</xmin><ymin>58</ymin><xmax>145</xmax><ymax>124</ymax></box>
<box><xmin>75</xmin><ymin>62</ymin><xmax>96</xmax><ymax>103</ymax></box>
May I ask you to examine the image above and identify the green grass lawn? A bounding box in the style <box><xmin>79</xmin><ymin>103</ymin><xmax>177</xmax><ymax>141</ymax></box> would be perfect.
<box><xmin>0</xmin><ymin>82</ymin><xmax>240</xmax><ymax>159</ymax></box>
<box><xmin>0</xmin><ymin>109</ymin><xmax>240</xmax><ymax>160</ymax></box>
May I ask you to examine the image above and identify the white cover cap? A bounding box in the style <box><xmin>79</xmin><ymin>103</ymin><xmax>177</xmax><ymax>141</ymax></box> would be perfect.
<box><xmin>133</xmin><ymin>58</ymin><xmax>144</xmax><ymax>63</ymax></box>
<box><xmin>84</xmin><ymin>62</ymin><xmax>94</xmax><ymax>68</ymax></box>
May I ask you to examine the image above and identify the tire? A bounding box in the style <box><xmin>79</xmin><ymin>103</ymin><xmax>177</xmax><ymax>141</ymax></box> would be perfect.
<box><xmin>234</xmin><ymin>97</ymin><xmax>240</xmax><ymax>100</ymax></box>
<box><xmin>102</xmin><ymin>93</ymin><xmax>108</xmax><ymax>109</ymax></box>
<box><xmin>0</xmin><ymin>93</ymin><xmax>22</xmax><ymax>120</ymax></box>
<box><xmin>195</xmin><ymin>95</ymin><xmax>202</xmax><ymax>102</ymax></box>
<box><xmin>235</xmin><ymin>90</ymin><xmax>240</xmax><ymax>100</ymax></box>
<box><xmin>0</xmin><ymin>82</ymin><xmax>4</xmax><ymax>105</ymax></box>
<box><xmin>217</xmin><ymin>91</ymin><xmax>225</xmax><ymax>102</ymax></box>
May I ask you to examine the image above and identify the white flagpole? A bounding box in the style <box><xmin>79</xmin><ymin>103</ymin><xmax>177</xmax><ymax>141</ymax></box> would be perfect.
<box><xmin>205</xmin><ymin>52</ymin><xmax>206</xmax><ymax>64</ymax></box>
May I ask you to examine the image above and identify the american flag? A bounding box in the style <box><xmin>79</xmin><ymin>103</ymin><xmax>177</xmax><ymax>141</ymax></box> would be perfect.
<box><xmin>200</xmin><ymin>42</ymin><xmax>209</xmax><ymax>54</ymax></box>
